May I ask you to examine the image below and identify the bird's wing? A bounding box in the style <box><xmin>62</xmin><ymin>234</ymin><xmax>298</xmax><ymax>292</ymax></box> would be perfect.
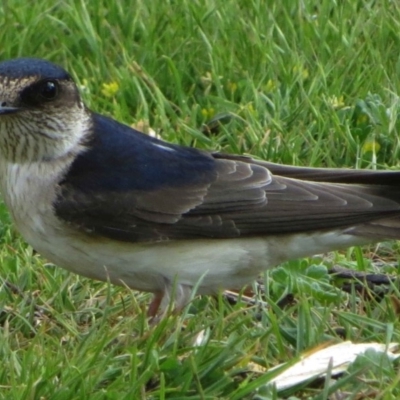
<box><xmin>55</xmin><ymin>162</ymin><xmax>400</xmax><ymax>243</ymax></box>
<box><xmin>54</xmin><ymin>114</ymin><xmax>400</xmax><ymax>242</ymax></box>
<box><xmin>227</xmin><ymin>155</ymin><xmax>400</xmax><ymax>184</ymax></box>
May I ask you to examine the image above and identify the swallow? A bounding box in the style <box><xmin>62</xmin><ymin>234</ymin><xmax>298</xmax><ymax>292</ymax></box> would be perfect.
<box><xmin>0</xmin><ymin>57</ymin><xmax>400</xmax><ymax>316</ymax></box>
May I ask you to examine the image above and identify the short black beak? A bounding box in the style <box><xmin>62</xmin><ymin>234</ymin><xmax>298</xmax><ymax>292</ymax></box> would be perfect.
<box><xmin>0</xmin><ymin>106</ymin><xmax>21</xmax><ymax>115</ymax></box>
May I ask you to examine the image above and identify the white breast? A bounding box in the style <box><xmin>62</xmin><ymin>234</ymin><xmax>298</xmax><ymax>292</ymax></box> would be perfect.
<box><xmin>0</xmin><ymin>160</ymin><xmax>371</xmax><ymax>297</ymax></box>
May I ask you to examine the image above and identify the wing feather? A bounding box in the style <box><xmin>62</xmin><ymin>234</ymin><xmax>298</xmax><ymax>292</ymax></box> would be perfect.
<box><xmin>54</xmin><ymin>114</ymin><xmax>400</xmax><ymax>242</ymax></box>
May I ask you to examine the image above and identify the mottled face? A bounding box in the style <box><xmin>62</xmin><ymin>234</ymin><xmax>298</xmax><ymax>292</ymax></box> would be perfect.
<box><xmin>0</xmin><ymin>58</ymin><xmax>91</xmax><ymax>163</ymax></box>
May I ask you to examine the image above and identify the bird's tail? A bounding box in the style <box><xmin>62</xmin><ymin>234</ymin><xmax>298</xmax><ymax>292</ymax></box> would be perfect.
<box><xmin>259</xmin><ymin>160</ymin><xmax>400</xmax><ymax>240</ymax></box>
<box><xmin>351</xmin><ymin>217</ymin><xmax>400</xmax><ymax>240</ymax></box>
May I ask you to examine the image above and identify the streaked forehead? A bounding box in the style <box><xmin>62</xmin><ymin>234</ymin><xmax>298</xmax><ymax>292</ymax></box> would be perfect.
<box><xmin>0</xmin><ymin>58</ymin><xmax>71</xmax><ymax>80</ymax></box>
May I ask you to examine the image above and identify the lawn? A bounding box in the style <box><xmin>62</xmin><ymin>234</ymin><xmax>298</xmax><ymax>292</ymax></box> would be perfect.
<box><xmin>0</xmin><ymin>0</ymin><xmax>400</xmax><ymax>398</ymax></box>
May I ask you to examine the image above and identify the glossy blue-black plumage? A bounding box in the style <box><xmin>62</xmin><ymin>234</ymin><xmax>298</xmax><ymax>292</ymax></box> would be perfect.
<box><xmin>62</xmin><ymin>113</ymin><xmax>217</xmax><ymax>192</ymax></box>
<box><xmin>0</xmin><ymin>58</ymin><xmax>71</xmax><ymax>81</ymax></box>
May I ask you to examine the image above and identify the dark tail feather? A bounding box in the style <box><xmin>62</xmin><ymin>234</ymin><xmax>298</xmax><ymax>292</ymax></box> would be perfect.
<box><xmin>351</xmin><ymin>218</ymin><xmax>400</xmax><ymax>240</ymax></box>
<box><xmin>261</xmin><ymin>162</ymin><xmax>400</xmax><ymax>185</ymax></box>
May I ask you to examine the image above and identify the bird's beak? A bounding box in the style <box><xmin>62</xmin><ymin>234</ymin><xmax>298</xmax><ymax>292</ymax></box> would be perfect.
<box><xmin>0</xmin><ymin>105</ymin><xmax>21</xmax><ymax>115</ymax></box>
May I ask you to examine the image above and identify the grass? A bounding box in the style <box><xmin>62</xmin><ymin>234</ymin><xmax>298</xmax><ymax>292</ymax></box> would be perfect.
<box><xmin>1</xmin><ymin>0</ymin><xmax>400</xmax><ymax>398</ymax></box>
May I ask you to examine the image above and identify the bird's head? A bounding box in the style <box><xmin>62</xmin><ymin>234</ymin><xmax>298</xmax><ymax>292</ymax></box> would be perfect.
<box><xmin>0</xmin><ymin>58</ymin><xmax>91</xmax><ymax>163</ymax></box>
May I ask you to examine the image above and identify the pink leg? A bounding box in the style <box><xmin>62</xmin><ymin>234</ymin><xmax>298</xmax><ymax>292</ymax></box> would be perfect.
<box><xmin>147</xmin><ymin>292</ymin><xmax>163</xmax><ymax>318</ymax></box>
<box><xmin>147</xmin><ymin>284</ymin><xmax>194</xmax><ymax>320</ymax></box>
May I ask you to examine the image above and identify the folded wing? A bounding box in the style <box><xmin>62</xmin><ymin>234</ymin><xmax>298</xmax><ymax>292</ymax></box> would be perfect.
<box><xmin>55</xmin><ymin>114</ymin><xmax>400</xmax><ymax>242</ymax></box>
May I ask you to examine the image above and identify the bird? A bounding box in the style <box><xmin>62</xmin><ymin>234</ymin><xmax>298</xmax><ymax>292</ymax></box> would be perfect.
<box><xmin>1</xmin><ymin>57</ymin><xmax>400</xmax><ymax>317</ymax></box>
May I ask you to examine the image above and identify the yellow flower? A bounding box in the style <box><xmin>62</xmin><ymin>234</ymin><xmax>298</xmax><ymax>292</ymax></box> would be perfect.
<box><xmin>101</xmin><ymin>81</ymin><xmax>119</xmax><ymax>97</ymax></box>
<box><xmin>79</xmin><ymin>78</ymin><xmax>89</xmax><ymax>93</ymax></box>
<box><xmin>292</xmin><ymin>65</ymin><xmax>309</xmax><ymax>80</ymax></box>
<box><xmin>226</xmin><ymin>81</ymin><xmax>237</xmax><ymax>93</ymax></box>
<box><xmin>356</xmin><ymin>114</ymin><xmax>369</xmax><ymax>125</ymax></box>
<box><xmin>264</xmin><ymin>79</ymin><xmax>278</xmax><ymax>92</ymax></box>
<box><xmin>362</xmin><ymin>140</ymin><xmax>381</xmax><ymax>154</ymax></box>
<box><xmin>327</xmin><ymin>95</ymin><xmax>345</xmax><ymax>109</ymax></box>
<box><xmin>201</xmin><ymin>108</ymin><xmax>215</xmax><ymax>119</ymax></box>
<box><xmin>239</xmin><ymin>103</ymin><xmax>256</xmax><ymax>117</ymax></box>
<box><xmin>246</xmin><ymin>103</ymin><xmax>256</xmax><ymax>116</ymax></box>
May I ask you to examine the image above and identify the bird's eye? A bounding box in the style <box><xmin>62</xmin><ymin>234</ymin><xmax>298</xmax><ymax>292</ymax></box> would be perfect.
<box><xmin>38</xmin><ymin>80</ymin><xmax>59</xmax><ymax>101</ymax></box>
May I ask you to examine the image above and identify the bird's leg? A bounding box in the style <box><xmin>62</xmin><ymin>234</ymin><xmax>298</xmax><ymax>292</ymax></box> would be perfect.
<box><xmin>147</xmin><ymin>283</ymin><xmax>193</xmax><ymax>320</ymax></box>
<box><xmin>147</xmin><ymin>292</ymin><xmax>164</xmax><ymax>318</ymax></box>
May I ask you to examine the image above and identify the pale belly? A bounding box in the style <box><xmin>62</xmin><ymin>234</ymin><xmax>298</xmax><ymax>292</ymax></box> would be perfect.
<box><xmin>15</xmin><ymin>212</ymin><xmax>370</xmax><ymax>295</ymax></box>
<box><xmin>0</xmin><ymin>161</ymin><xmax>371</xmax><ymax>296</ymax></box>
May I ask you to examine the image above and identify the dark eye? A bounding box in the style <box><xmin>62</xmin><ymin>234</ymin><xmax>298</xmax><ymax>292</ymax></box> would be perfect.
<box><xmin>38</xmin><ymin>80</ymin><xmax>59</xmax><ymax>100</ymax></box>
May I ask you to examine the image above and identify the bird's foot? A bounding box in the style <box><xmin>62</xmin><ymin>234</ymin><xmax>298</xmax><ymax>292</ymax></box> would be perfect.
<box><xmin>147</xmin><ymin>283</ymin><xmax>193</xmax><ymax>322</ymax></box>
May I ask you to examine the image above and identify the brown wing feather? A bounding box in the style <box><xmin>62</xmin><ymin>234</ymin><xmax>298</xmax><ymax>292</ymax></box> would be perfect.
<box><xmin>212</xmin><ymin>153</ymin><xmax>400</xmax><ymax>184</ymax></box>
<box><xmin>56</xmin><ymin>154</ymin><xmax>400</xmax><ymax>242</ymax></box>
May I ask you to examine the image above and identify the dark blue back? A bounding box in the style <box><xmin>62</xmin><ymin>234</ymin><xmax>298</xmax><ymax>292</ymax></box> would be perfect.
<box><xmin>63</xmin><ymin>113</ymin><xmax>217</xmax><ymax>192</ymax></box>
